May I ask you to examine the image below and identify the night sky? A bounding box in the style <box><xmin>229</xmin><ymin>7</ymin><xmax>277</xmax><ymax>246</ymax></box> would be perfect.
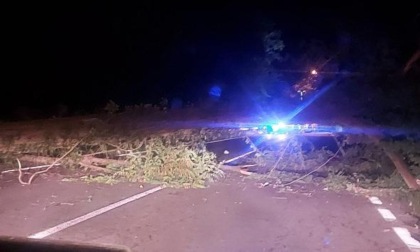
<box><xmin>5</xmin><ymin>2</ymin><xmax>420</xmax><ymax>119</ymax></box>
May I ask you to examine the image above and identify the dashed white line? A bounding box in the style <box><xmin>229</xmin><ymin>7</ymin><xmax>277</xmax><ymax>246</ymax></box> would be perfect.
<box><xmin>369</xmin><ymin>196</ymin><xmax>383</xmax><ymax>205</ymax></box>
<box><xmin>28</xmin><ymin>186</ymin><xmax>164</xmax><ymax>239</ymax></box>
<box><xmin>393</xmin><ymin>227</ymin><xmax>420</xmax><ymax>249</ymax></box>
<box><xmin>377</xmin><ymin>208</ymin><xmax>397</xmax><ymax>222</ymax></box>
<box><xmin>369</xmin><ymin>195</ymin><xmax>420</xmax><ymax>251</ymax></box>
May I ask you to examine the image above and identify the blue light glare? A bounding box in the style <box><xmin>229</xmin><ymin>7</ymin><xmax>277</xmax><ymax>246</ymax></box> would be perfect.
<box><xmin>283</xmin><ymin>80</ymin><xmax>337</xmax><ymax>122</ymax></box>
<box><xmin>271</xmin><ymin>122</ymin><xmax>287</xmax><ymax>131</ymax></box>
<box><xmin>276</xmin><ymin>133</ymin><xmax>288</xmax><ymax>141</ymax></box>
<box><xmin>264</xmin><ymin>133</ymin><xmax>288</xmax><ymax>141</ymax></box>
<box><xmin>209</xmin><ymin>85</ymin><xmax>222</xmax><ymax>98</ymax></box>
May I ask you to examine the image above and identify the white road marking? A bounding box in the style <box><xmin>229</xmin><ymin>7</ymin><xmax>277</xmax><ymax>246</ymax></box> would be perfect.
<box><xmin>368</xmin><ymin>196</ymin><xmax>383</xmax><ymax>205</ymax></box>
<box><xmin>28</xmin><ymin>186</ymin><xmax>164</xmax><ymax>239</ymax></box>
<box><xmin>377</xmin><ymin>208</ymin><xmax>397</xmax><ymax>221</ymax></box>
<box><xmin>369</xmin><ymin>196</ymin><xmax>420</xmax><ymax>251</ymax></box>
<box><xmin>393</xmin><ymin>227</ymin><xmax>420</xmax><ymax>249</ymax></box>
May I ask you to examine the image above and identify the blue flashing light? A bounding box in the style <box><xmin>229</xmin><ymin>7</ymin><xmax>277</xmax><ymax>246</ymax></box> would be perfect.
<box><xmin>263</xmin><ymin>132</ymin><xmax>289</xmax><ymax>141</ymax></box>
<box><xmin>276</xmin><ymin>133</ymin><xmax>288</xmax><ymax>141</ymax></box>
<box><xmin>209</xmin><ymin>85</ymin><xmax>222</xmax><ymax>98</ymax></box>
<box><xmin>271</xmin><ymin>122</ymin><xmax>287</xmax><ymax>132</ymax></box>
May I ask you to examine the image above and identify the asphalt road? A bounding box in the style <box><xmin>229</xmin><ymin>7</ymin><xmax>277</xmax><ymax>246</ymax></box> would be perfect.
<box><xmin>0</xmin><ymin>171</ymin><xmax>418</xmax><ymax>252</ymax></box>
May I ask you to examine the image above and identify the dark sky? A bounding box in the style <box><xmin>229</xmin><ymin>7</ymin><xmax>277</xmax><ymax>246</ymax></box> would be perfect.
<box><xmin>4</xmin><ymin>1</ymin><xmax>420</xmax><ymax>118</ymax></box>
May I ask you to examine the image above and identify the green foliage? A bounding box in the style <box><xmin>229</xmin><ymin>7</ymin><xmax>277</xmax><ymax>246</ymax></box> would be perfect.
<box><xmin>245</xmin><ymin>134</ymin><xmax>419</xmax><ymax>191</ymax></box>
<box><xmin>381</xmin><ymin>139</ymin><xmax>420</xmax><ymax>178</ymax></box>
<box><xmin>263</xmin><ymin>30</ymin><xmax>284</xmax><ymax>65</ymax></box>
<box><xmin>80</xmin><ymin>174</ymin><xmax>119</xmax><ymax>185</ymax></box>
<box><xmin>248</xmin><ymin>21</ymin><xmax>286</xmax><ymax>105</ymax></box>
<box><xmin>323</xmin><ymin>170</ymin><xmax>349</xmax><ymax>191</ymax></box>
<box><xmin>1</xmin><ymin>114</ymin><xmax>418</xmax><ymax>193</ymax></box>
<box><xmin>142</xmin><ymin>137</ymin><xmax>221</xmax><ymax>187</ymax></box>
<box><xmin>89</xmin><ymin>136</ymin><xmax>222</xmax><ymax>188</ymax></box>
<box><xmin>0</xmin><ymin>126</ymin><xmax>227</xmax><ymax>188</ymax></box>
<box><xmin>253</xmin><ymin>137</ymin><xmax>307</xmax><ymax>172</ymax></box>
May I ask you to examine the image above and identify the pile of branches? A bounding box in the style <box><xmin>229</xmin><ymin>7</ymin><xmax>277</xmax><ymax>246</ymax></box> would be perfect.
<box><xmin>0</xmin><ymin>130</ymin><xmax>226</xmax><ymax>188</ymax></box>
<box><xmin>245</xmin><ymin>134</ymin><xmax>420</xmax><ymax>190</ymax></box>
<box><xmin>1</xmin><ymin>124</ymin><xmax>419</xmax><ymax>192</ymax></box>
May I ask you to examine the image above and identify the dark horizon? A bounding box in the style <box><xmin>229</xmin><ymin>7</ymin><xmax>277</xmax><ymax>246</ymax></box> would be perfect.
<box><xmin>4</xmin><ymin>2</ymin><xmax>420</xmax><ymax>120</ymax></box>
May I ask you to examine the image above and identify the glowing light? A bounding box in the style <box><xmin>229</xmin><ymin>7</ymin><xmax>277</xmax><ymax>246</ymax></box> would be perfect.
<box><xmin>271</xmin><ymin>122</ymin><xmax>287</xmax><ymax>131</ymax></box>
<box><xmin>209</xmin><ymin>85</ymin><xmax>222</xmax><ymax>97</ymax></box>
<box><xmin>264</xmin><ymin>133</ymin><xmax>287</xmax><ymax>141</ymax></box>
<box><xmin>311</xmin><ymin>69</ymin><xmax>318</xmax><ymax>75</ymax></box>
<box><xmin>276</xmin><ymin>133</ymin><xmax>288</xmax><ymax>141</ymax></box>
<box><xmin>284</xmin><ymin>80</ymin><xmax>337</xmax><ymax>122</ymax></box>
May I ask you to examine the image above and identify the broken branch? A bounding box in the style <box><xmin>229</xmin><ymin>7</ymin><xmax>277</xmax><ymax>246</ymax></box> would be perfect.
<box><xmin>17</xmin><ymin>139</ymin><xmax>83</xmax><ymax>185</ymax></box>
